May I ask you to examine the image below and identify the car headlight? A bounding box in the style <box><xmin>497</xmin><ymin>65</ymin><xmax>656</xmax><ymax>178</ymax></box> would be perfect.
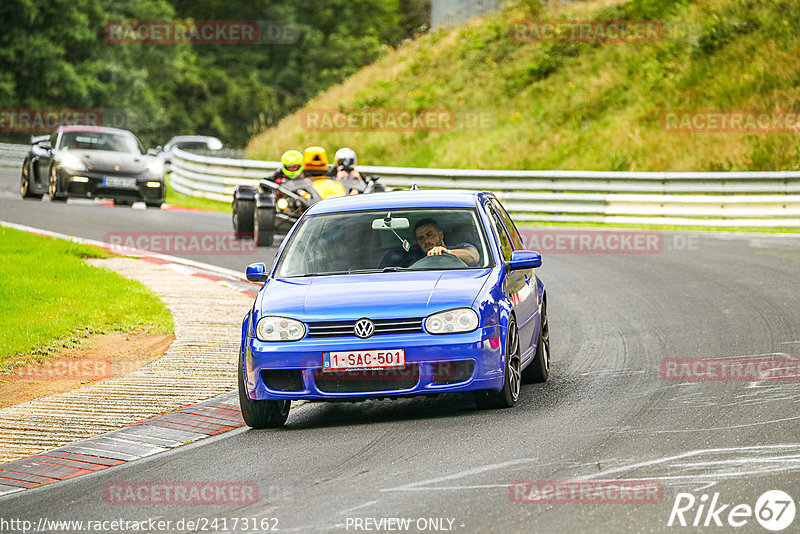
<box><xmin>256</xmin><ymin>316</ymin><xmax>306</xmax><ymax>342</ymax></box>
<box><xmin>59</xmin><ymin>153</ymin><xmax>87</xmax><ymax>172</ymax></box>
<box><xmin>146</xmin><ymin>159</ymin><xmax>164</xmax><ymax>177</ymax></box>
<box><xmin>425</xmin><ymin>308</ymin><xmax>479</xmax><ymax>334</ymax></box>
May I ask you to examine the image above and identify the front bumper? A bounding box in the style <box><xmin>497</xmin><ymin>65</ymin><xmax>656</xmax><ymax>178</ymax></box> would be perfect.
<box><xmin>57</xmin><ymin>168</ymin><xmax>165</xmax><ymax>202</ymax></box>
<box><xmin>242</xmin><ymin>326</ymin><xmax>506</xmax><ymax>401</ymax></box>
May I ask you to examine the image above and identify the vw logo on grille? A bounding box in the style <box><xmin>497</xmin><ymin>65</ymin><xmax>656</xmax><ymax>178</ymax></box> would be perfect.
<box><xmin>354</xmin><ymin>318</ymin><xmax>375</xmax><ymax>339</ymax></box>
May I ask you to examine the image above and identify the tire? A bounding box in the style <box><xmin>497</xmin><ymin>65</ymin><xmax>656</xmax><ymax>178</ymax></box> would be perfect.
<box><xmin>232</xmin><ymin>196</ymin><xmax>255</xmax><ymax>238</ymax></box>
<box><xmin>238</xmin><ymin>361</ymin><xmax>290</xmax><ymax>428</ymax></box>
<box><xmin>253</xmin><ymin>194</ymin><xmax>276</xmax><ymax>247</ymax></box>
<box><xmin>522</xmin><ymin>301</ymin><xmax>550</xmax><ymax>383</ymax></box>
<box><xmin>48</xmin><ymin>165</ymin><xmax>67</xmax><ymax>202</ymax></box>
<box><xmin>113</xmin><ymin>199</ymin><xmax>133</xmax><ymax>206</ymax></box>
<box><xmin>145</xmin><ymin>201</ymin><xmax>163</xmax><ymax>209</ymax></box>
<box><xmin>475</xmin><ymin>317</ymin><xmax>521</xmax><ymax>409</ymax></box>
<box><xmin>20</xmin><ymin>162</ymin><xmax>42</xmax><ymax>199</ymax></box>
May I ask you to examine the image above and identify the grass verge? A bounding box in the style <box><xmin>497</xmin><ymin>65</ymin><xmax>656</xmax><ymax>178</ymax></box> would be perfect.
<box><xmin>0</xmin><ymin>227</ymin><xmax>174</xmax><ymax>373</ymax></box>
<box><xmin>165</xmin><ymin>175</ymin><xmax>232</xmax><ymax>213</ymax></box>
<box><xmin>247</xmin><ymin>0</ymin><xmax>800</xmax><ymax>172</ymax></box>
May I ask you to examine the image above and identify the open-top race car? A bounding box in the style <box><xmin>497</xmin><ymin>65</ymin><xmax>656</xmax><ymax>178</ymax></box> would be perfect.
<box><xmin>232</xmin><ymin>147</ymin><xmax>382</xmax><ymax>246</ymax></box>
<box><xmin>20</xmin><ymin>125</ymin><xmax>165</xmax><ymax>207</ymax></box>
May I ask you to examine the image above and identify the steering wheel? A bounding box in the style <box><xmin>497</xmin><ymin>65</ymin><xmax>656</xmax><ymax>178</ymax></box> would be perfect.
<box><xmin>409</xmin><ymin>253</ymin><xmax>467</xmax><ymax>269</ymax></box>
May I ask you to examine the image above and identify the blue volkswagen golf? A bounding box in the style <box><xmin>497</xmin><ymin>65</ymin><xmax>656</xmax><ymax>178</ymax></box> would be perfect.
<box><xmin>238</xmin><ymin>190</ymin><xmax>550</xmax><ymax>427</ymax></box>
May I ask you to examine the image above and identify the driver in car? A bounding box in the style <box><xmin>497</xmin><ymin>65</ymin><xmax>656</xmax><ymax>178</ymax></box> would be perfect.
<box><xmin>414</xmin><ymin>218</ymin><xmax>480</xmax><ymax>267</ymax></box>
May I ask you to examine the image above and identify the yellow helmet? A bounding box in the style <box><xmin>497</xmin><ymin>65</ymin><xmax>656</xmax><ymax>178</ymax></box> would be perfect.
<box><xmin>303</xmin><ymin>146</ymin><xmax>328</xmax><ymax>171</ymax></box>
<box><xmin>280</xmin><ymin>150</ymin><xmax>304</xmax><ymax>179</ymax></box>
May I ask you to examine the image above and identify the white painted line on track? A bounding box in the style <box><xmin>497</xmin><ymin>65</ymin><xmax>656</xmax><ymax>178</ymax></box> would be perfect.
<box><xmin>381</xmin><ymin>458</ymin><xmax>537</xmax><ymax>493</ymax></box>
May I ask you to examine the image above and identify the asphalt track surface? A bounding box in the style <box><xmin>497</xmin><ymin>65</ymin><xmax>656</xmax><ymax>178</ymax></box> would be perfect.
<box><xmin>2</xmin><ymin>166</ymin><xmax>800</xmax><ymax>532</ymax></box>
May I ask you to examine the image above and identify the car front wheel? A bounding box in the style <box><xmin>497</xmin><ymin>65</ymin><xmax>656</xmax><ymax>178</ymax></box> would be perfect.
<box><xmin>238</xmin><ymin>362</ymin><xmax>290</xmax><ymax>428</ymax></box>
<box><xmin>48</xmin><ymin>166</ymin><xmax>67</xmax><ymax>202</ymax></box>
<box><xmin>475</xmin><ymin>317</ymin><xmax>521</xmax><ymax>409</ymax></box>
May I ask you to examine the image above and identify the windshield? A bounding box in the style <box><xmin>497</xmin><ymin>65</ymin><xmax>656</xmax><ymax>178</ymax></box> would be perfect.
<box><xmin>59</xmin><ymin>131</ymin><xmax>142</xmax><ymax>154</ymax></box>
<box><xmin>275</xmin><ymin>208</ymin><xmax>491</xmax><ymax>278</ymax></box>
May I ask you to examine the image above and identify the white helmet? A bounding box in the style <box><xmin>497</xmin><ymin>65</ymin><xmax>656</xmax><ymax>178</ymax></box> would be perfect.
<box><xmin>334</xmin><ymin>147</ymin><xmax>357</xmax><ymax>167</ymax></box>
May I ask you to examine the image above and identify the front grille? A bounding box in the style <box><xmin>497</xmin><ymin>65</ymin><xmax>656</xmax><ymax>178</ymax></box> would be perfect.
<box><xmin>313</xmin><ymin>365</ymin><xmax>419</xmax><ymax>393</ymax></box>
<box><xmin>431</xmin><ymin>360</ymin><xmax>475</xmax><ymax>385</ymax></box>
<box><xmin>260</xmin><ymin>369</ymin><xmax>304</xmax><ymax>391</ymax></box>
<box><xmin>306</xmin><ymin>318</ymin><xmax>423</xmax><ymax>338</ymax></box>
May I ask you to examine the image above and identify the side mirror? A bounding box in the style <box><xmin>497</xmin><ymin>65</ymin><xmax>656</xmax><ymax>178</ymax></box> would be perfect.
<box><xmin>147</xmin><ymin>148</ymin><xmax>159</xmax><ymax>156</ymax></box>
<box><xmin>507</xmin><ymin>250</ymin><xmax>542</xmax><ymax>271</ymax></box>
<box><xmin>246</xmin><ymin>262</ymin><xmax>267</xmax><ymax>282</ymax></box>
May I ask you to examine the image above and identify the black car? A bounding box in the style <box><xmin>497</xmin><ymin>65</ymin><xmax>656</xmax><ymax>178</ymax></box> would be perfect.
<box><xmin>20</xmin><ymin>125</ymin><xmax>165</xmax><ymax>207</ymax></box>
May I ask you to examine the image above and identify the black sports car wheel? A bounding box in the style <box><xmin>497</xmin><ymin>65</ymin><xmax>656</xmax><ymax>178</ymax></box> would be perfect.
<box><xmin>20</xmin><ymin>162</ymin><xmax>42</xmax><ymax>199</ymax></box>
<box><xmin>113</xmin><ymin>199</ymin><xmax>133</xmax><ymax>206</ymax></box>
<box><xmin>475</xmin><ymin>317</ymin><xmax>521</xmax><ymax>409</ymax></box>
<box><xmin>238</xmin><ymin>362</ymin><xmax>290</xmax><ymax>428</ymax></box>
<box><xmin>48</xmin><ymin>166</ymin><xmax>67</xmax><ymax>202</ymax></box>
<box><xmin>253</xmin><ymin>206</ymin><xmax>275</xmax><ymax>247</ymax></box>
<box><xmin>522</xmin><ymin>301</ymin><xmax>550</xmax><ymax>383</ymax></box>
<box><xmin>232</xmin><ymin>196</ymin><xmax>255</xmax><ymax>238</ymax></box>
<box><xmin>145</xmin><ymin>201</ymin><xmax>163</xmax><ymax>209</ymax></box>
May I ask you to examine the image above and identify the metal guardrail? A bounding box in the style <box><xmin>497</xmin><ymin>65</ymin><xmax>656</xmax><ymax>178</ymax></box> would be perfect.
<box><xmin>170</xmin><ymin>148</ymin><xmax>800</xmax><ymax>227</ymax></box>
<box><xmin>0</xmin><ymin>143</ymin><xmax>28</xmax><ymax>169</ymax></box>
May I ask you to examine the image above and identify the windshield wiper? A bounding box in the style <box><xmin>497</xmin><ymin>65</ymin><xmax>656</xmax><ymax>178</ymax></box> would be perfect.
<box><xmin>297</xmin><ymin>271</ymin><xmax>348</xmax><ymax>277</ymax></box>
<box><xmin>342</xmin><ymin>267</ymin><xmax>415</xmax><ymax>274</ymax></box>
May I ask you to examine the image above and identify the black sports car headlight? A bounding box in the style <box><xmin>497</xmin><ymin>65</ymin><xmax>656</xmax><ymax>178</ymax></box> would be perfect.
<box><xmin>425</xmin><ymin>308</ymin><xmax>479</xmax><ymax>334</ymax></box>
<box><xmin>58</xmin><ymin>153</ymin><xmax>87</xmax><ymax>172</ymax></box>
<box><xmin>256</xmin><ymin>316</ymin><xmax>306</xmax><ymax>341</ymax></box>
<box><xmin>146</xmin><ymin>159</ymin><xmax>164</xmax><ymax>177</ymax></box>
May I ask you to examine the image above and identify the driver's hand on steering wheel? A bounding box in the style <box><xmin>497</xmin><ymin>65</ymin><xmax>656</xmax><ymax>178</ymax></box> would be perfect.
<box><xmin>427</xmin><ymin>246</ymin><xmax>450</xmax><ymax>256</ymax></box>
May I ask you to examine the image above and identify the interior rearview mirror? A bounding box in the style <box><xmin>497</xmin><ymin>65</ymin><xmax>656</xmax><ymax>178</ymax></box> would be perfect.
<box><xmin>372</xmin><ymin>218</ymin><xmax>409</xmax><ymax>230</ymax></box>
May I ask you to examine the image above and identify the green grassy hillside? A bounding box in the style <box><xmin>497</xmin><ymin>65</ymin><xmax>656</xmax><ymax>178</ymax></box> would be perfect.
<box><xmin>247</xmin><ymin>0</ymin><xmax>800</xmax><ymax>171</ymax></box>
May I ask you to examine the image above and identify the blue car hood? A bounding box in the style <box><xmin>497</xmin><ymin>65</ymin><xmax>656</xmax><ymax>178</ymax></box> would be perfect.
<box><xmin>256</xmin><ymin>270</ymin><xmax>491</xmax><ymax>321</ymax></box>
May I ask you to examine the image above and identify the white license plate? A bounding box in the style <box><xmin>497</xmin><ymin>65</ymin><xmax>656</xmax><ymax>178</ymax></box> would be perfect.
<box><xmin>323</xmin><ymin>349</ymin><xmax>405</xmax><ymax>371</ymax></box>
<box><xmin>103</xmin><ymin>176</ymin><xmax>137</xmax><ymax>189</ymax></box>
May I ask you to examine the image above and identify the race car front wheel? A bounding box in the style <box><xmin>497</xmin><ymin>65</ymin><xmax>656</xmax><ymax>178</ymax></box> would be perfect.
<box><xmin>238</xmin><ymin>362</ymin><xmax>290</xmax><ymax>429</ymax></box>
<box><xmin>253</xmin><ymin>194</ymin><xmax>277</xmax><ymax>247</ymax></box>
<box><xmin>232</xmin><ymin>195</ymin><xmax>255</xmax><ymax>238</ymax></box>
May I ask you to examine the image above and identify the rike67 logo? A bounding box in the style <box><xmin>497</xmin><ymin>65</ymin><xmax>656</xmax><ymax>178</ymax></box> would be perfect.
<box><xmin>668</xmin><ymin>490</ymin><xmax>796</xmax><ymax>531</ymax></box>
